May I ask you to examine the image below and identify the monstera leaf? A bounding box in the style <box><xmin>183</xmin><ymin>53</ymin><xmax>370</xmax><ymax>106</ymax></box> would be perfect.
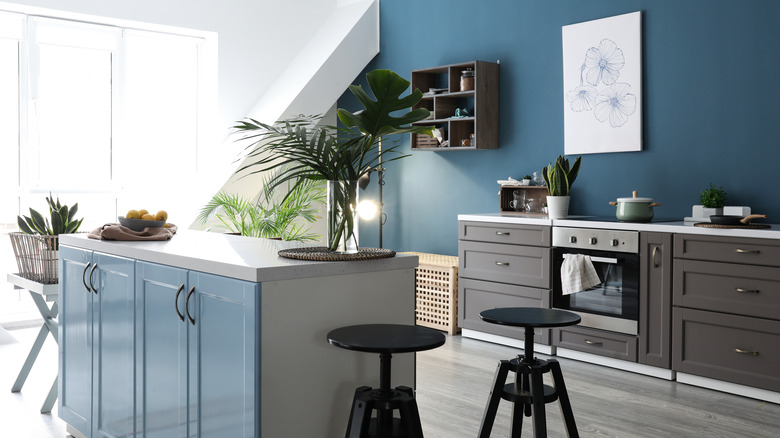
<box><xmin>337</xmin><ymin>69</ymin><xmax>433</xmax><ymax>141</ymax></box>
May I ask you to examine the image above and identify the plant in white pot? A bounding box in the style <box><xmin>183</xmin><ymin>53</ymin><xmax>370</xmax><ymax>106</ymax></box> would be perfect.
<box><xmin>696</xmin><ymin>183</ymin><xmax>726</xmax><ymax>218</ymax></box>
<box><xmin>542</xmin><ymin>155</ymin><xmax>581</xmax><ymax>219</ymax></box>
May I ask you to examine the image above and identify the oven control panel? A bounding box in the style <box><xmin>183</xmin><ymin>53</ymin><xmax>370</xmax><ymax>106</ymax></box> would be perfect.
<box><xmin>552</xmin><ymin>227</ymin><xmax>639</xmax><ymax>254</ymax></box>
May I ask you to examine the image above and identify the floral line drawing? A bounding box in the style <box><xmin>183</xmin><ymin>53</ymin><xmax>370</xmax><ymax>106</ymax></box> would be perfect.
<box><xmin>566</xmin><ymin>38</ymin><xmax>635</xmax><ymax>127</ymax></box>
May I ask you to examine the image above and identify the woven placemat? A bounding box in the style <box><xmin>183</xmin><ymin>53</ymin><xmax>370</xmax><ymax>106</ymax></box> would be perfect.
<box><xmin>694</xmin><ymin>222</ymin><xmax>771</xmax><ymax>230</ymax></box>
<box><xmin>278</xmin><ymin>246</ymin><xmax>396</xmax><ymax>261</ymax></box>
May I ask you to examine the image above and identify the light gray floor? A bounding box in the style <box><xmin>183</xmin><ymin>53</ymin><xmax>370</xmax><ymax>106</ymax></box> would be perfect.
<box><xmin>2</xmin><ymin>325</ymin><xmax>779</xmax><ymax>437</ymax></box>
<box><xmin>0</xmin><ymin>325</ymin><xmax>70</xmax><ymax>437</ymax></box>
<box><xmin>415</xmin><ymin>334</ymin><xmax>780</xmax><ymax>438</ymax></box>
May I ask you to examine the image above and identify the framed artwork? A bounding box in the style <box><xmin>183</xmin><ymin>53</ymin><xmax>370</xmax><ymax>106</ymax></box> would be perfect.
<box><xmin>562</xmin><ymin>11</ymin><xmax>642</xmax><ymax>154</ymax></box>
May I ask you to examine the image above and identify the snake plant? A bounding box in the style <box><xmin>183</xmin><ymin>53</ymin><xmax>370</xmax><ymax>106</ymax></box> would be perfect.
<box><xmin>17</xmin><ymin>193</ymin><xmax>83</xmax><ymax>236</ymax></box>
<box><xmin>542</xmin><ymin>155</ymin><xmax>582</xmax><ymax>196</ymax></box>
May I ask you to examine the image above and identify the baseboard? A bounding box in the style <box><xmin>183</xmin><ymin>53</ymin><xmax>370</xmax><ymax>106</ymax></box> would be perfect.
<box><xmin>555</xmin><ymin>347</ymin><xmax>675</xmax><ymax>380</ymax></box>
<box><xmin>461</xmin><ymin>328</ymin><xmax>554</xmax><ymax>356</ymax></box>
<box><xmin>676</xmin><ymin>373</ymin><xmax>780</xmax><ymax>405</ymax></box>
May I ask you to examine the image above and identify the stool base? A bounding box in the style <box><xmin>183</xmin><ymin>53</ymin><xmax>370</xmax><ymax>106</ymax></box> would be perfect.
<box><xmin>479</xmin><ymin>357</ymin><xmax>578</xmax><ymax>438</ymax></box>
<box><xmin>346</xmin><ymin>385</ymin><xmax>424</xmax><ymax>438</ymax></box>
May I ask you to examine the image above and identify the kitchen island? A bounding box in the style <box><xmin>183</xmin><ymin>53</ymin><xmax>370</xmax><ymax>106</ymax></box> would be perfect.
<box><xmin>57</xmin><ymin>231</ymin><xmax>418</xmax><ymax>438</ymax></box>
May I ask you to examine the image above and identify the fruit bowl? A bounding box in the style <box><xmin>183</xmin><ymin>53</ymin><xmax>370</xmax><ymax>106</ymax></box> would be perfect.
<box><xmin>118</xmin><ymin>216</ymin><xmax>166</xmax><ymax>231</ymax></box>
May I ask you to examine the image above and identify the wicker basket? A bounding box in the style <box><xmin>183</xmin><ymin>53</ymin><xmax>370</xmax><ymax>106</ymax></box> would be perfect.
<box><xmin>9</xmin><ymin>232</ymin><xmax>59</xmax><ymax>284</ymax></box>
<box><xmin>401</xmin><ymin>252</ymin><xmax>460</xmax><ymax>335</ymax></box>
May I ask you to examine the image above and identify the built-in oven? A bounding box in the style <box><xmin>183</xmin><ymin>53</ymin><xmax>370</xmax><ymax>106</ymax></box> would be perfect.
<box><xmin>552</xmin><ymin>227</ymin><xmax>640</xmax><ymax>336</ymax></box>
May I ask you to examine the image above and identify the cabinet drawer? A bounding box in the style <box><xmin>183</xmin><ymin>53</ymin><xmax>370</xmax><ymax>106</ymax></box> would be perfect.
<box><xmin>674</xmin><ymin>234</ymin><xmax>780</xmax><ymax>267</ymax></box>
<box><xmin>458</xmin><ymin>278</ymin><xmax>550</xmax><ymax>345</ymax></box>
<box><xmin>672</xmin><ymin>308</ymin><xmax>780</xmax><ymax>392</ymax></box>
<box><xmin>459</xmin><ymin>221</ymin><xmax>551</xmax><ymax>247</ymax></box>
<box><xmin>459</xmin><ymin>240</ymin><xmax>550</xmax><ymax>288</ymax></box>
<box><xmin>673</xmin><ymin>259</ymin><xmax>780</xmax><ymax>319</ymax></box>
<box><xmin>552</xmin><ymin>326</ymin><xmax>638</xmax><ymax>362</ymax></box>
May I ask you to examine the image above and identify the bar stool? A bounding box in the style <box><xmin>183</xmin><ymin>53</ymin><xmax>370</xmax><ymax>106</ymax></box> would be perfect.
<box><xmin>327</xmin><ymin>324</ymin><xmax>446</xmax><ymax>438</ymax></box>
<box><xmin>478</xmin><ymin>307</ymin><xmax>581</xmax><ymax>438</ymax></box>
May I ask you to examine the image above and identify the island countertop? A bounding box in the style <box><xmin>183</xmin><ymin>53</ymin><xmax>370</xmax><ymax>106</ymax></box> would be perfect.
<box><xmin>59</xmin><ymin>230</ymin><xmax>418</xmax><ymax>283</ymax></box>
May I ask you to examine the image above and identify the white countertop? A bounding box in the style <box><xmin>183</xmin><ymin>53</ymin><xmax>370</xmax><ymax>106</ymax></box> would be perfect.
<box><xmin>59</xmin><ymin>230</ymin><xmax>418</xmax><ymax>283</ymax></box>
<box><xmin>458</xmin><ymin>213</ymin><xmax>780</xmax><ymax>240</ymax></box>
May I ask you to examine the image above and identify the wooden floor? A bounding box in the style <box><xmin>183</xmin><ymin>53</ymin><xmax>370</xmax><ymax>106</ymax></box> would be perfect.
<box><xmin>415</xmin><ymin>334</ymin><xmax>780</xmax><ymax>437</ymax></box>
<box><xmin>2</xmin><ymin>325</ymin><xmax>779</xmax><ymax>437</ymax></box>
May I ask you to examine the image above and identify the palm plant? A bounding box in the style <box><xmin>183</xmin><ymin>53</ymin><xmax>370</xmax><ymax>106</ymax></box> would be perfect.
<box><xmin>17</xmin><ymin>193</ymin><xmax>83</xmax><ymax>249</ymax></box>
<box><xmin>197</xmin><ymin>170</ymin><xmax>325</xmax><ymax>241</ymax></box>
<box><xmin>233</xmin><ymin>69</ymin><xmax>433</xmax><ymax>252</ymax></box>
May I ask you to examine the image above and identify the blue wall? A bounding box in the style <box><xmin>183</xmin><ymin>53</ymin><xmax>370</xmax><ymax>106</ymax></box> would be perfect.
<box><xmin>341</xmin><ymin>0</ymin><xmax>780</xmax><ymax>256</ymax></box>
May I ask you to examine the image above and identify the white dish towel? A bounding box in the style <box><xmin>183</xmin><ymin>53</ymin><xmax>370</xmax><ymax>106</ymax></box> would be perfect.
<box><xmin>561</xmin><ymin>254</ymin><xmax>601</xmax><ymax>295</ymax></box>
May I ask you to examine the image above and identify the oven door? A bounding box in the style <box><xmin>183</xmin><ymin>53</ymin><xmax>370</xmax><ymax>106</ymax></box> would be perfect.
<box><xmin>552</xmin><ymin>247</ymin><xmax>639</xmax><ymax>335</ymax></box>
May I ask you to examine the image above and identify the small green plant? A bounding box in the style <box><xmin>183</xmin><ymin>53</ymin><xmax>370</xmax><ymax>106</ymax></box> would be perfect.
<box><xmin>197</xmin><ymin>169</ymin><xmax>325</xmax><ymax>242</ymax></box>
<box><xmin>699</xmin><ymin>183</ymin><xmax>726</xmax><ymax>208</ymax></box>
<box><xmin>17</xmin><ymin>193</ymin><xmax>83</xmax><ymax>237</ymax></box>
<box><xmin>523</xmin><ymin>175</ymin><xmax>532</xmax><ymax>180</ymax></box>
<box><xmin>542</xmin><ymin>155</ymin><xmax>582</xmax><ymax>196</ymax></box>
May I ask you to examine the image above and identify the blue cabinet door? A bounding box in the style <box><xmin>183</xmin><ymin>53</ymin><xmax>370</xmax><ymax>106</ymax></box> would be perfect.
<box><xmin>91</xmin><ymin>252</ymin><xmax>135</xmax><ymax>438</ymax></box>
<box><xmin>59</xmin><ymin>246</ymin><xmax>94</xmax><ymax>436</ymax></box>
<box><xmin>136</xmin><ymin>261</ymin><xmax>189</xmax><ymax>438</ymax></box>
<box><xmin>188</xmin><ymin>271</ymin><xmax>259</xmax><ymax>438</ymax></box>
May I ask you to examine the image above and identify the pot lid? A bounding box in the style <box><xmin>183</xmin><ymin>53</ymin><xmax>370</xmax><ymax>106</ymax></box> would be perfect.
<box><xmin>617</xmin><ymin>190</ymin><xmax>653</xmax><ymax>203</ymax></box>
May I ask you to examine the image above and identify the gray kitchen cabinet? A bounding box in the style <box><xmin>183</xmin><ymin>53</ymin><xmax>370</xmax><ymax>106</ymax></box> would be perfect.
<box><xmin>673</xmin><ymin>233</ymin><xmax>780</xmax><ymax>392</ymax></box>
<box><xmin>552</xmin><ymin>325</ymin><xmax>638</xmax><ymax>361</ymax></box>
<box><xmin>639</xmin><ymin>232</ymin><xmax>673</xmax><ymax>368</ymax></box>
<box><xmin>458</xmin><ymin>221</ymin><xmax>551</xmax><ymax>344</ymax></box>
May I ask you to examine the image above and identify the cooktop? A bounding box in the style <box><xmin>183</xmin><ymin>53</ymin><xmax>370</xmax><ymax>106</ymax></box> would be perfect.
<box><xmin>564</xmin><ymin>216</ymin><xmax>681</xmax><ymax>223</ymax></box>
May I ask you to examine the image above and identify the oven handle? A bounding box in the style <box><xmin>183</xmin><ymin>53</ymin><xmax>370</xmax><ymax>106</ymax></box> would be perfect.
<box><xmin>562</xmin><ymin>253</ymin><xmax>618</xmax><ymax>265</ymax></box>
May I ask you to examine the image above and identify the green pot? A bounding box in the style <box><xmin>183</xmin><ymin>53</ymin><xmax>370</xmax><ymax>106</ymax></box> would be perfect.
<box><xmin>609</xmin><ymin>191</ymin><xmax>661</xmax><ymax>222</ymax></box>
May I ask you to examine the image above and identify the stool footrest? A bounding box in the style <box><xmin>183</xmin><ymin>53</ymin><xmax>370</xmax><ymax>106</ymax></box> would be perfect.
<box><xmin>501</xmin><ymin>382</ymin><xmax>558</xmax><ymax>404</ymax></box>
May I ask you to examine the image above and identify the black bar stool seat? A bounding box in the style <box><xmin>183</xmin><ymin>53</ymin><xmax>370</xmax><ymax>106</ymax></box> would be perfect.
<box><xmin>478</xmin><ymin>308</ymin><xmax>581</xmax><ymax>438</ymax></box>
<box><xmin>328</xmin><ymin>324</ymin><xmax>446</xmax><ymax>438</ymax></box>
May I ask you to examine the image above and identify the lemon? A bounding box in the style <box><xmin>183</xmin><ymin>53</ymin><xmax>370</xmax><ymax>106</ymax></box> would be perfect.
<box><xmin>163</xmin><ymin>223</ymin><xmax>171</xmax><ymax>229</ymax></box>
<box><xmin>155</xmin><ymin>210</ymin><xmax>168</xmax><ymax>222</ymax></box>
<box><xmin>141</xmin><ymin>213</ymin><xmax>156</xmax><ymax>221</ymax></box>
<box><xmin>138</xmin><ymin>209</ymin><xmax>149</xmax><ymax>217</ymax></box>
<box><xmin>126</xmin><ymin>209</ymin><xmax>141</xmax><ymax>220</ymax></box>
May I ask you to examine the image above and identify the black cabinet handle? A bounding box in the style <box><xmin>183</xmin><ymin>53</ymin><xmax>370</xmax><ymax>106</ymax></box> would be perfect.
<box><xmin>89</xmin><ymin>263</ymin><xmax>99</xmax><ymax>294</ymax></box>
<box><xmin>174</xmin><ymin>284</ymin><xmax>185</xmax><ymax>321</ymax></box>
<box><xmin>185</xmin><ymin>286</ymin><xmax>195</xmax><ymax>325</ymax></box>
<box><xmin>82</xmin><ymin>262</ymin><xmax>92</xmax><ymax>293</ymax></box>
<box><xmin>735</xmin><ymin>249</ymin><xmax>760</xmax><ymax>254</ymax></box>
<box><xmin>735</xmin><ymin>288</ymin><xmax>760</xmax><ymax>294</ymax></box>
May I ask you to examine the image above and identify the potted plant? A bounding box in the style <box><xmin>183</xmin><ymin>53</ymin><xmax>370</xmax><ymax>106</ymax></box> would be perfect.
<box><xmin>232</xmin><ymin>69</ymin><xmax>433</xmax><ymax>253</ymax></box>
<box><xmin>197</xmin><ymin>168</ymin><xmax>325</xmax><ymax>241</ymax></box>
<box><xmin>521</xmin><ymin>175</ymin><xmax>532</xmax><ymax>185</ymax></box>
<box><xmin>696</xmin><ymin>183</ymin><xmax>726</xmax><ymax>217</ymax></box>
<box><xmin>12</xmin><ymin>193</ymin><xmax>83</xmax><ymax>283</ymax></box>
<box><xmin>542</xmin><ymin>155</ymin><xmax>582</xmax><ymax>219</ymax></box>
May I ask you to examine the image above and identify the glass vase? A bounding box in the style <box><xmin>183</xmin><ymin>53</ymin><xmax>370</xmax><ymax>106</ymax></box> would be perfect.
<box><xmin>327</xmin><ymin>180</ymin><xmax>359</xmax><ymax>253</ymax></box>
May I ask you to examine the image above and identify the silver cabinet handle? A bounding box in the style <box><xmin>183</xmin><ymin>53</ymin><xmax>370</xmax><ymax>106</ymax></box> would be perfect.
<box><xmin>89</xmin><ymin>263</ymin><xmax>98</xmax><ymax>294</ymax></box>
<box><xmin>735</xmin><ymin>288</ymin><xmax>760</xmax><ymax>294</ymax></box>
<box><xmin>495</xmin><ymin>261</ymin><xmax>510</xmax><ymax>266</ymax></box>
<box><xmin>735</xmin><ymin>249</ymin><xmax>760</xmax><ymax>254</ymax></box>
<box><xmin>735</xmin><ymin>348</ymin><xmax>759</xmax><ymax>356</ymax></box>
<box><xmin>652</xmin><ymin>246</ymin><xmax>659</xmax><ymax>268</ymax></box>
<box><xmin>585</xmin><ymin>339</ymin><xmax>603</xmax><ymax>346</ymax></box>
<box><xmin>174</xmin><ymin>284</ymin><xmax>185</xmax><ymax>321</ymax></box>
<box><xmin>185</xmin><ymin>286</ymin><xmax>196</xmax><ymax>325</ymax></box>
<box><xmin>495</xmin><ymin>231</ymin><xmax>510</xmax><ymax>236</ymax></box>
<box><xmin>82</xmin><ymin>262</ymin><xmax>92</xmax><ymax>293</ymax></box>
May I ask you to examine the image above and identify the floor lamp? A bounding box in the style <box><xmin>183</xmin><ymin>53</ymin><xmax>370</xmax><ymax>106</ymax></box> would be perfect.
<box><xmin>358</xmin><ymin>146</ymin><xmax>386</xmax><ymax>248</ymax></box>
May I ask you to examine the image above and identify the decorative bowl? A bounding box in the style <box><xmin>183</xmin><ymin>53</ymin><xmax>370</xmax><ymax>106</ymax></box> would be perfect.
<box><xmin>118</xmin><ymin>216</ymin><xmax>166</xmax><ymax>231</ymax></box>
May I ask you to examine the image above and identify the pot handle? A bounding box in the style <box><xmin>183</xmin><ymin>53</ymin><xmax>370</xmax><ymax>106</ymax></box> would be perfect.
<box><xmin>650</xmin><ymin>203</ymin><xmax>661</xmax><ymax>207</ymax></box>
<box><xmin>609</xmin><ymin>202</ymin><xmax>617</xmax><ymax>206</ymax></box>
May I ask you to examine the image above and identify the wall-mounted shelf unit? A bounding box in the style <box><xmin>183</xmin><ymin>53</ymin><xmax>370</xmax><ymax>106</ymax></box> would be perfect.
<box><xmin>410</xmin><ymin>60</ymin><xmax>499</xmax><ymax>151</ymax></box>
